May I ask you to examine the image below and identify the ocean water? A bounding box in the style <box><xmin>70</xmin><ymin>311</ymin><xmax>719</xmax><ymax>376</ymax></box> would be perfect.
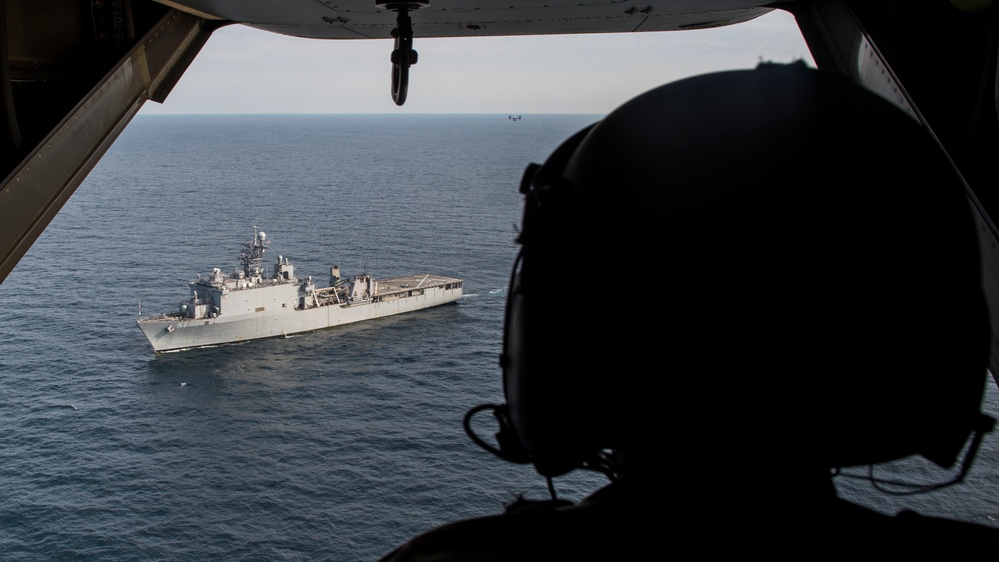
<box><xmin>1</xmin><ymin>114</ymin><xmax>997</xmax><ymax>560</ymax></box>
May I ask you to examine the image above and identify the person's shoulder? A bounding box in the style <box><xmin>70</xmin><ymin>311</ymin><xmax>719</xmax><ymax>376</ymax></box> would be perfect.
<box><xmin>811</xmin><ymin>499</ymin><xmax>999</xmax><ymax>557</ymax></box>
<box><xmin>376</xmin><ymin>497</ymin><xmax>579</xmax><ymax>562</ymax></box>
<box><xmin>893</xmin><ymin>509</ymin><xmax>999</xmax><ymax>544</ymax></box>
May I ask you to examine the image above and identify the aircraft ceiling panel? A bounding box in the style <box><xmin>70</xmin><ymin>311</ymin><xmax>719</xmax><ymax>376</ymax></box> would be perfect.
<box><xmin>153</xmin><ymin>0</ymin><xmax>777</xmax><ymax>39</ymax></box>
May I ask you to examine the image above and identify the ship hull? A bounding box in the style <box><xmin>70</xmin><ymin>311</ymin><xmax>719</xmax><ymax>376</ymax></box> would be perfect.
<box><xmin>137</xmin><ymin>283</ymin><xmax>462</xmax><ymax>353</ymax></box>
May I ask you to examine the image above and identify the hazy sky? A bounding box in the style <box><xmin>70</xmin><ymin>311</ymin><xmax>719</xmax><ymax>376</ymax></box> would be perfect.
<box><xmin>140</xmin><ymin>8</ymin><xmax>814</xmax><ymax>115</ymax></box>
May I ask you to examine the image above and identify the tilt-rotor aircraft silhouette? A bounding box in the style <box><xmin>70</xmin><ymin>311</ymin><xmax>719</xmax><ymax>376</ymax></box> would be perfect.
<box><xmin>4</xmin><ymin>1</ymin><xmax>999</xmax><ymax>557</ymax></box>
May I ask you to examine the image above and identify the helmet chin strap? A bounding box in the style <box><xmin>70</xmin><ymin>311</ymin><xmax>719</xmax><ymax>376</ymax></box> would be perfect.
<box><xmin>463</xmin><ymin>403</ymin><xmax>620</xmax><ymax>502</ymax></box>
<box><xmin>834</xmin><ymin>413</ymin><xmax>996</xmax><ymax>495</ymax></box>
<box><xmin>463</xmin><ymin>403</ymin><xmax>531</xmax><ymax>465</ymax></box>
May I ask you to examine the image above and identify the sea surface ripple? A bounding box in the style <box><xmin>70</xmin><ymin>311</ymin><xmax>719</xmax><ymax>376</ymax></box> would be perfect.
<box><xmin>0</xmin><ymin>114</ymin><xmax>997</xmax><ymax>561</ymax></box>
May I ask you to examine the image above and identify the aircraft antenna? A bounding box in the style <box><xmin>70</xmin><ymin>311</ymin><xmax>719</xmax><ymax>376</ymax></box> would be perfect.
<box><xmin>375</xmin><ymin>2</ymin><xmax>429</xmax><ymax>106</ymax></box>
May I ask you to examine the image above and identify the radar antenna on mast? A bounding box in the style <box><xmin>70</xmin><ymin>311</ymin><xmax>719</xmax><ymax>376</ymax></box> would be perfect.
<box><xmin>240</xmin><ymin>226</ymin><xmax>269</xmax><ymax>279</ymax></box>
<box><xmin>375</xmin><ymin>2</ymin><xmax>429</xmax><ymax>106</ymax></box>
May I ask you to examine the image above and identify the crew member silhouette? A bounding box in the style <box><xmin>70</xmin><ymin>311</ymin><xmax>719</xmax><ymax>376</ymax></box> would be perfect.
<box><xmin>379</xmin><ymin>61</ymin><xmax>999</xmax><ymax>560</ymax></box>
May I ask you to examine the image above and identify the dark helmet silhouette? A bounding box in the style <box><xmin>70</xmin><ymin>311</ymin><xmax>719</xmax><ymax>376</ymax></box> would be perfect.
<box><xmin>473</xmin><ymin>61</ymin><xmax>993</xmax><ymax>480</ymax></box>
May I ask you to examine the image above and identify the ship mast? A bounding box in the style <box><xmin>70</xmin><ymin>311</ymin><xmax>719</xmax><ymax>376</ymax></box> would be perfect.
<box><xmin>240</xmin><ymin>227</ymin><xmax>269</xmax><ymax>280</ymax></box>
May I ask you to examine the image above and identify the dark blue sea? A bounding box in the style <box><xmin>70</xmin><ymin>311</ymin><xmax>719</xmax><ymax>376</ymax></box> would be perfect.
<box><xmin>1</xmin><ymin>114</ymin><xmax>997</xmax><ymax>560</ymax></box>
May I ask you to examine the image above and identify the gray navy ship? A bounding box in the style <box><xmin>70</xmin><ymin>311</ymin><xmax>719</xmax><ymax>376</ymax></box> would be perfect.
<box><xmin>136</xmin><ymin>228</ymin><xmax>464</xmax><ymax>353</ymax></box>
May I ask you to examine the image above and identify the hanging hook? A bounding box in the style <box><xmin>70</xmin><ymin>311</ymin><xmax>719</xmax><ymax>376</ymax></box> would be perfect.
<box><xmin>377</xmin><ymin>2</ymin><xmax>429</xmax><ymax>106</ymax></box>
<box><xmin>390</xmin><ymin>8</ymin><xmax>415</xmax><ymax>106</ymax></box>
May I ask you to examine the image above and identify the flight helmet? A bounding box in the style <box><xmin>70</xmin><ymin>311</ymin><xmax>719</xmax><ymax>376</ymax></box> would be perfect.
<box><xmin>472</xmin><ymin>61</ymin><xmax>992</xmax><ymax>480</ymax></box>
